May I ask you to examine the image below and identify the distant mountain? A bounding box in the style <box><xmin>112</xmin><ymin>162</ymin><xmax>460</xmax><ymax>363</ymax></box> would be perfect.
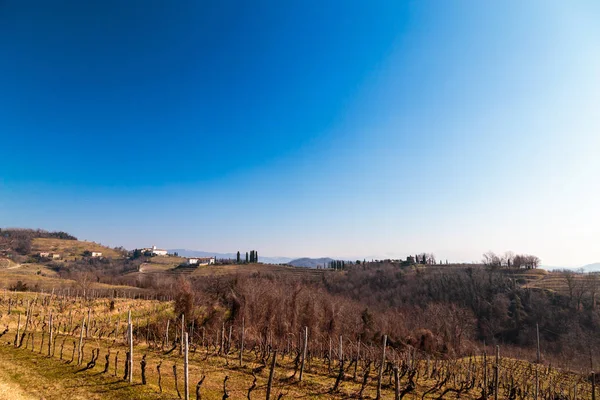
<box><xmin>168</xmin><ymin>249</ymin><xmax>293</xmax><ymax>265</ymax></box>
<box><xmin>540</xmin><ymin>265</ymin><xmax>568</xmax><ymax>271</ymax></box>
<box><xmin>288</xmin><ymin>257</ymin><xmax>334</xmax><ymax>268</ymax></box>
<box><xmin>542</xmin><ymin>263</ymin><xmax>600</xmax><ymax>273</ymax></box>
<box><xmin>580</xmin><ymin>263</ymin><xmax>600</xmax><ymax>272</ymax></box>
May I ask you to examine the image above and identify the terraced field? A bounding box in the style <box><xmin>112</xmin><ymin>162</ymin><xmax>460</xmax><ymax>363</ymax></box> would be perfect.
<box><xmin>526</xmin><ymin>270</ymin><xmax>599</xmax><ymax>295</ymax></box>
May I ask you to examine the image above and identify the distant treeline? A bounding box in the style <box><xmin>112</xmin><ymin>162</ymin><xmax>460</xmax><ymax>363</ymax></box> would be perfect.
<box><xmin>0</xmin><ymin>228</ymin><xmax>77</xmax><ymax>241</ymax></box>
<box><xmin>235</xmin><ymin>250</ymin><xmax>259</xmax><ymax>264</ymax></box>
<box><xmin>482</xmin><ymin>251</ymin><xmax>540</xmax><ymax>269</ymax></box>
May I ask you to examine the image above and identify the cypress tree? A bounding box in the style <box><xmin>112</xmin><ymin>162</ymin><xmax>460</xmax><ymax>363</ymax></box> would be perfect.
<box><xmin>236</xmin><ymin>251</ymin><xmax>240</xmax><ymax>264</ymax></box>
<box><xmin>245</xmin><ymin>252</ymin><xmax>248</xmax><ymax>263</ymax></box>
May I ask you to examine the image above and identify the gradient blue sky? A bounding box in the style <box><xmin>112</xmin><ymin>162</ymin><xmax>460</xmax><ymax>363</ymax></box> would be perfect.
<box><xmin>2</xmin><ymin>1</ymin><xmax>599</xmax><ymax>266</ymax></box>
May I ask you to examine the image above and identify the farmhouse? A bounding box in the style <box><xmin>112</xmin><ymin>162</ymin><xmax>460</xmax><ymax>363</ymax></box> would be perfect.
<box><xmin>38</xmin><ymin>252</ymin><xmax>61</xmax><ymax>259</ymax></box>
<box><xmin>91</xmin><ymin>251</ymin><xmax>102</xmax><ymax>257</ymax></box>
<box><xmin>142</xmin><ymin>245</ymin><xmax>168</xmax><ymax>256</ymax></box>
<box><xmin>186</xmin><ymin>257</ymin><xmax>215</xmax><ymax>266</ymax></box>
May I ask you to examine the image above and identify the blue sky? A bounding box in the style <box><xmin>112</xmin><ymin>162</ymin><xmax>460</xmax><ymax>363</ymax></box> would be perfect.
<box><xmin>1</xmin><ymin>1</ymin><xmax>599</xmax><ymax>266</ymax></box>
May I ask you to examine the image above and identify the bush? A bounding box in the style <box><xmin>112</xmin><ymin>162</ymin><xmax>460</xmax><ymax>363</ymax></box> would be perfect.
<box><xmin>9</xmin><ymin>280</ymin><xmax>28</xmax><ymax>291</ymax></box>
<box><xmin>174</xmin><ymin>278</ymin><xmax>195</xmax><ymax>320</ymax></box>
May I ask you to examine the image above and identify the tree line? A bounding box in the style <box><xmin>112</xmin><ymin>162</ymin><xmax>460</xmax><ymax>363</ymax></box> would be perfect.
<box><xmin>482</xmin><ymin>251</ymin><xmax>541</xmax><ymax>269</ymax></box>
<box><xmin>236</xmin><ymin>250</ymin><xmax>258</xmax><ymax>264</ymax></box>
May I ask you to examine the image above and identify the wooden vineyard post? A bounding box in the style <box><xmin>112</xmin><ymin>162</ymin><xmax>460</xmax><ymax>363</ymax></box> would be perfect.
<box><xmin>266</xmin><ymin>350</ymin><xmax>277</xmax><ymax>400</ymax></box>
<box><xmin>494</xmin><ymin>345</ymin><xmax>499</xmax><ymax>400</ymax></box>
<box><xmin>165</xmin><ymin>319</ymin><xmax>170</xmax><ymax>349</ymax></box>
<box><xmin>483</xmin><ymin>350</ymin><xmax>488</xmax><ymax>399</ymax></box>
<box><xmin>128</xmin><ymin>310</ymin><xmax>133</xmax><ymax>383</ymax></box>
<box><xmin>14</xmin><ymin>312</ymin><xmax>21</xmax><ymax>347</ymax></box>
<box><xmin>78</xmin><ymin>318</ymin><xmax>85</xmax><ymax>365</ymax></box>
<box><xmin>339</xmin><ymin>335</ymin><xmax>343</xmax><ymax>367</ymax></box>
<box><xmin>394</xmin><ymin>366</ymin><xmax>400</xmax><ymax>400</ymax></box>
<box><xmin>328</xmin><ymin>336</ymin><xmax>332</xmax><ymax>373</ymax></box>
<box><xmin>240</xmin><ymin>318</ymin><xmax>245</xmax><ymax>367</ymax></box>
<box><xmin>299</xmin><ymin>326</ymin><xmax>308</xmax><ymax>381</ymax></box>
<box><xmin>536</xmin><ymin>323</ymin><xmax>540</xmax><ymax>400</ymax></box>
<box><xmin>180</xmin><ymin>314</ymin><xmax>185</xmax><ymax>356</ymax></box>
<box><xmin>536</xmin><ymin>323</ymin><xmax>541</xmax><ymax>362</ymax></box>
<box><xmin>190</xmin><ymin>320</ymin><xmax>194</xmax><ymax>346</ymax></box>
<box><xmin>376</xmin><ymin>334</ymin><xmax>387</xmax><ymax>400</ymax></box>
<box><xmin>220</xmin><ymin>322</ymin><xmax>225</xmax><ymax>356</ymax></box>
<box><xmin>48</xmin><ymin>312</ymin><xmax>53</xmax><ymax>357</ymax></box>
<box><xmin>184</xmin><ymin>332</ymin><xmax>189</xmax><ymax>400</ymax></box>
<box><xmin>86</xmin><ymin>308</ymin><xmax>91</xmax><ymax>338</ymax></box>
<box><xmin>354</xmin><ymin>339</ymin><xmax>361</xmax><ymax>381</ymax></box>
<box><xmin>227</xmin><ymin>324</ymin><xmax>232</xmax><ymax>355</ymax></box>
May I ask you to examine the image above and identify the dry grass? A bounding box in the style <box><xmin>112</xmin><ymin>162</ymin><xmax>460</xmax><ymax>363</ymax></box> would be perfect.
<box><xmin>136</xmin><ymin>256</ymin><xmax>187</xmax><ymax>274</ymax></box>
<box><xmin>146</xmin><ymin>256</ymin><xmax>186</xmax><ymax>266</ymax></box>
<box><xmin>0</xmin><ymin>258</ymin><xmax>16</xmax><ymax>269</ymax></box>
<box><xmin>0</xmin><ymin>345</ymin><xmax>164</xmax><ymax>400</ymax></box>
<box><xmin>0</xmin><ymin>267</ymin><xmax>143</xmax><ymax>293</ymax></box>
<box><xmin>31</xmin><ymin>238</ymin><xmax>124</xmax><ymax>260</ymax></box>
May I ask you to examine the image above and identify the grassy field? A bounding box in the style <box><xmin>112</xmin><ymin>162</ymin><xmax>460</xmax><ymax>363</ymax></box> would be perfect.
<box><xmin>0</xmin><ymin>259</ymin><xmax>143</xmax><ymax>294</ymax></box>
<box><xmin>31</xmin><ymin>238</ymin><xmax>124</xmax><ymax>260</ymax></box>
<box><xmin>136</xmin><ymin>256</ymin><xmax>187</xmax><ymax>274</ymax></box>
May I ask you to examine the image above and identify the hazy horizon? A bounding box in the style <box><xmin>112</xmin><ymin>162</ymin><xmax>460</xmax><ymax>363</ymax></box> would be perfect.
<box><xmin>2</xmin><ymin>1</ymin><xmax>600</xmax><ymax>267</ymax></box>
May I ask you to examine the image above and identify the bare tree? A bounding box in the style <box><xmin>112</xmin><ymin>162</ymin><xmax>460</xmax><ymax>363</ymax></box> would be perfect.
<box><xmin>503</xmin><ymin>251</ymin><xmax>515</xmax><ymax>268</ymax></box>
<box><xmin>483</xmin><ymin>252</ymin><xmax>502</xmax><ymax>269</ymax></box>
<box><xmin>72</xmin><ymin>272</ymin><xmax>95</xmax><ymax>299</ymax></box>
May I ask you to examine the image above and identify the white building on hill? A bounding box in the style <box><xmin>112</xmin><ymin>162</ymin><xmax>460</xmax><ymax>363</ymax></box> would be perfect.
<box><xmin>149</xmin><ymin>245</ymin><xmax>168</xmax><ymax>256</ymax></box>
<box><xmin>186</xmin><ymin>257</ymin><xmax>215</xmax><ymax>266</ymax></box>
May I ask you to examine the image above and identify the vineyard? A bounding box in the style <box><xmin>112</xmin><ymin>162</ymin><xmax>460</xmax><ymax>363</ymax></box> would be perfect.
<box><xmin>0</xmin><ymin>289</ymin><xmax>595</xmax><ymax>399</ymax></box>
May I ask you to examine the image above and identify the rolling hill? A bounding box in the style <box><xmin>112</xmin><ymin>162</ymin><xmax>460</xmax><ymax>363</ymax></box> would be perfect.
<box><xmin>31</xmin><ymin>238</ymin><xmax>125</xmax><ymax>259</ymax></box>
<box><xmin>287</xmin><ymin>257</ymin><xmax>334</xmax><ymax>268</ymax></box>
